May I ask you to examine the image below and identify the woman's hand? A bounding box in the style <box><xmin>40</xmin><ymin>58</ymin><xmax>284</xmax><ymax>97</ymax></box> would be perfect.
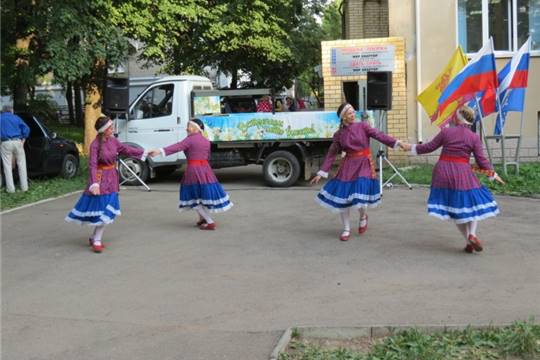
<box><xmin>148</xmin><ymin>149</ymin><xmax>161</xmax><ymax>157</ymax></box>
<box><xmin>310</xmin><ymin>175</ymin><xmax>322</xmax><ymax>185</ymax></box>
<box><xmin>89</xmin><ymin>184</ymin><xmax>100</xmax><ymax>195</ymax></box>
<box><xmin>399</xmin><ymin>142</ymin><xmax>412</xmax><ymax>151</ymax></box>
<box><xmin>494</xmin><ymin>173</ymin><xmax>505</xmax><ymax>185</ymax></box>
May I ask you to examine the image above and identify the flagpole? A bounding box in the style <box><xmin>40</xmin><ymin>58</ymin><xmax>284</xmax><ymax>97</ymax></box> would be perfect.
<box><xmin>489</xmin><ymin>37</ymin><xmax>508</xmax><ymax>175</ymax></box>
<box><xmin>513</xmin><ymin>38</ymin><xmax>531</xmax><ymax>176</ymax></box>
<box><xmin>476</xmin><ymin>97</ymin><xmax>493</xmax><ymax>164</ymax></box>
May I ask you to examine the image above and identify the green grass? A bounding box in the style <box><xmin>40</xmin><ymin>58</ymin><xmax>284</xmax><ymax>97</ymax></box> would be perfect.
<box><xmin>383</xmin><ymin>162</ymin><xmax>540</xmax><ymax>197</ymax></box>
<box><xmin>0</xmin><ymin>157</ymin><xmax>87</xmax><ymax>211</ymax></box>
<box><xmin>280</xmin><ymin>320</ymin><xmax>540</xmax><ymax>360</ymax></box>
<box><xmin>0</xmin><ymin>123</ymin><xmax>87</xmax><ymax>211</ymax></box>
<box><xmin>46</xmin><ymin>123</ymin><xmax>84</xmax><ymax>144</ymax></box>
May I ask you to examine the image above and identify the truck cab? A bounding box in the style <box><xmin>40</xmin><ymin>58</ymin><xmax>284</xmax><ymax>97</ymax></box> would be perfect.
<box><xmin>115</xmin><ymin>75</ymin><xmax>213</xmax><ymax>183</ymax></box>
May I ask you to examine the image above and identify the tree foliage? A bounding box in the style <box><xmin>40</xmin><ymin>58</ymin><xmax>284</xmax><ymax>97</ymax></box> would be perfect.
<box><xmin>41</xmin><ymin>1</ymin><xmax>128</xmax><ymax>87</ymax></box>
<box><xmin>296</xmin><ymin>0</ymin><xmax>343</xmax><ymax>106</ymax></box>
<box><xmin>116</xmin><ymin>0</ymin><xmax>302</xmax><ymax>90</ymax></box>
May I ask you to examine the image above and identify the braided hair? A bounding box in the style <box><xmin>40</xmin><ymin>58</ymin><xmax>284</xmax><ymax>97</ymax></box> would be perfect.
<box><xmin>456</xmin><ymin>105</ymin><xmax>475</xmax><ymax>126</ymax></box>
<box><xmin>94</xmin><ymin>116</ymin><xmax>110</xmax><ymax>163</ymax></box>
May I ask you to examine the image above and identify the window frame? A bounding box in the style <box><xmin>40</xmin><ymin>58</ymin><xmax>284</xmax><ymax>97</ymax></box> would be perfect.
<box><xmin>456</xmin><ymin>0</ymin><xmax>540</xmax><ymax>58</ymax></box>
<box><xmin>131</xmin><ymin>83</ymin><xmax>175</xmax><ymax>120</ymax></box>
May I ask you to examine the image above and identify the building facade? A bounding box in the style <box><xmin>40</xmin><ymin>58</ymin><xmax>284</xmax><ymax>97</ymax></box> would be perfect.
<box><xmin>340</xmin><ymin>0</ymin><xmax>540</xmax><ymax>163</ymax></box>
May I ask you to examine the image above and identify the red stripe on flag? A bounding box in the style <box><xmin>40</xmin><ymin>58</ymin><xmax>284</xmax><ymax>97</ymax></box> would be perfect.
<box><xmin>478</xmin><ymin>87</ymin><xmax>497</xmax><ymax>116</ymax></box>
<box><xmin>508</xmin><ymin>70</ymin><xmax>528</xmax><ymax>88</ymax></box>
<box><xmin>438</xmin><ymin>73</ymin><xmax>497</xmax><ymax>116</ymax></box>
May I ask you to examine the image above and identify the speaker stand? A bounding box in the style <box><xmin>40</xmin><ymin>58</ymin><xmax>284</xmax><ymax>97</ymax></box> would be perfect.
<box><xmin>375</xmin><ymin>110</ymin><xmax>412</xmax><ymax>195</ymax></box>
<box><xmin>110</xmin><ymin>111</ymin><xmax>151</xmax><ymax>192</ymax></box>
<box><xmin>118</xmin><ymin>158</ymin><xmax>151</xmax><ymax>191</ymax></box>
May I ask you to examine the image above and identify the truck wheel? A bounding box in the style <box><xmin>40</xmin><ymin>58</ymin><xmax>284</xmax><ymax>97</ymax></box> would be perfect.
<box><xmin>263</xmin><ymin>150</ymin><xmax>301</xmax><ymax>187</ymax></box>
<box><xmin>60</xmin><ymin>154</ymin><xmax>79</xmax><ymax>179</ymax></box>
<box><xmin>118</xmin><ymin>157</ymin><xmax>149</xmax><ymax>185</ymax></box>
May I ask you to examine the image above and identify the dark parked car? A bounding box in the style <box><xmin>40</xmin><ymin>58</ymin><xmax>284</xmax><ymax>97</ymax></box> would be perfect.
<box><xmin>15</xmin><ymin>112</ymin><xmax>80</xmax><ymax>179</ymax></box>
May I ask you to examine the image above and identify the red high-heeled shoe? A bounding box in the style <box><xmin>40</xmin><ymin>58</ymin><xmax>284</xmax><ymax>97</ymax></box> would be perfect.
<box><xmin>463</xmin><ymin>244</ymin><xmax>474</xmax><ymax>253</ymax></box>
<box><xmin>92</xmin><ymin>243</ymin><xmax>104</xmax><ymax>253</ymax></box>
<box><xmin>199</xmin><ymin>222</ymin><xmax>216</xmax><ymax>230</ymax></box>
<box><xmin>358</xmin><ymin>214</ymin><xmax>368</xmax><ymax>234</ymax></box>
<box><xmin>88</xmin><ymin>238</ymin><xmax>105</xmax><ymax>248</ymax></box>
<box><xmin>467</xmin><ymin>234</ymin><xmax>483</xmax><ymax>252</ymax></box>
<box><xmin>339</xmin><ymin>230</ymin><xmax>350</xmax><ymax>241</ymax></box>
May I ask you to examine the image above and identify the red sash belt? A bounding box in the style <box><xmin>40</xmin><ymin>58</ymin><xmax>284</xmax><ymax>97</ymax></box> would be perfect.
<box><xmin>187</xmin><ymin>159</ymin><xmax>209</xmax><ymax>166</ymax></box>
<box><xmin>341</xmin><ymin>148</ymin><xmax>375</xmax><ymax>178</ymax></box>
<box><xmin>97</xmin><ymin>164</ymin><xmax>116</xmax><ymax>171</ymax></box>
<box><xmin>346</xmin><ymin>148</ymin><xmax>372</xmax><ymax>158</ymax></box>
<box><xmin>96</xmin><ymin>164</ymin><xmax>116</xmax><ymax>182</ymax></box>
<box><xmin>439</xmin><ymin>154</ymin><xmax>469</xmax><ymax>164</ymax></box>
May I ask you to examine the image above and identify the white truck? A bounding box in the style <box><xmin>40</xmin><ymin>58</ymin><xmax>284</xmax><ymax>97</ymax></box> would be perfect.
<box><xmin>115</xmin><ymin>75</ymin><xmax>347</xmax><ymax>187</ymax></box>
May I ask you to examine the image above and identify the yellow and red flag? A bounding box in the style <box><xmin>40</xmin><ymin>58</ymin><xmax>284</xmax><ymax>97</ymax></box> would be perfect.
<box><xmin>417</xmin><ymin>47</ymin><xmax>468</xmax><ymax>127</ymax></box>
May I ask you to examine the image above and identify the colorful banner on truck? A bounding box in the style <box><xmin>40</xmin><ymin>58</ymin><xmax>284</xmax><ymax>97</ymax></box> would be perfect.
<box><xmin>200</xmin><ymin>111</ymin><xmax>370</xmax><ymax>142</ymax></box>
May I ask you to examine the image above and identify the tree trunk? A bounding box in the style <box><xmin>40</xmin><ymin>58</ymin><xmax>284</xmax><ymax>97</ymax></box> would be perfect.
<box><xmin>66</xmin><ymin>81</ymin><xmax>75</xmax><ymax>124</ymax></box>
<box><xmin>83</xmin><ymin>82</ymin><xmax>102</xmax><ymax>154</ymax></box>
<box><xmin>13</xmin><ymin>37</ymin><xmax>31</xmax><ymax>111</ymax></box>
<box><xmin>230</xmin><ymin>68</ymin><xmax>238</xmax><ymax>89</ymax></box>
<box><xmin>74</xmin><ymin>81</ymin><xmax>83</xmax><ymax>127</ymax></box>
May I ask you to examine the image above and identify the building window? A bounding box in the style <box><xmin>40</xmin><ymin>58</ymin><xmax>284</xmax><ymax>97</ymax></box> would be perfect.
<box><xmin>458</xmin><ymin>0</ymin><xmax>540</xmax><ymax>54</ymax></box>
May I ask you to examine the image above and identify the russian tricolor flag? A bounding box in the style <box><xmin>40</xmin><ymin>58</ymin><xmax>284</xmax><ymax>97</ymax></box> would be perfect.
<box><xmin>494</xmin><ymin>37</ymin><xmax>530</xmax><ymax>135</ymax></box>
<box><xmin>436</xmin><ymin>40</ymin><xmax>498</xmax><ymax>125</ymax></box>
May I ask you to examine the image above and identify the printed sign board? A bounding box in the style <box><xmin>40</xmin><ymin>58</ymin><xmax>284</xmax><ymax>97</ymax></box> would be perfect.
<box><xmin>331</xmin><ymin>45</ymin><xmax>395</xmax><ymax>76</ymax></box>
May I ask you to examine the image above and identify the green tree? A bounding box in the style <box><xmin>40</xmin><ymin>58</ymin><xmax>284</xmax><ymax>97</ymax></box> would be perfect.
<box><xmin>321</xmin><ymin>0</ymin><xmax>343</xmax><ymax>41</ymax></box>
<box><xmin>116</xmin><ymin>0</ymin><xmax>303</xmax><ymax>90</ymax></box>
<box><xmin>296</xmin><ymin>0</ymin><xmax>342</xmax><ymax>107</ymax></box>
<box><xmin>2</xmin><ymin>1</ymin><xmax>128</xmax><ymax>150</ymax></box>
<box><xmin>1</xmin><ymin>0</ymin><xmax>46</xmax><ymax>110</ymax></box>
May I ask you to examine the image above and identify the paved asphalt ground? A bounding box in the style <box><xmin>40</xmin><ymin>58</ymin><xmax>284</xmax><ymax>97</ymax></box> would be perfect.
<box><xmin>2</xmin><ymin>165</ymin><xmax>540</xmax><ymax>359</ymax></box>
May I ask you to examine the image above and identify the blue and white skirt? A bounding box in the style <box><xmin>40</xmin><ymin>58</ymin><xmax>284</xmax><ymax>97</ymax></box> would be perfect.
<box><xmin>65</xmin><ymin>192</ymin><xmax>121</xmax><ymax>226</ymax></box>
<box><xmin>179</xmin><ymin>182</ymin><xmax>233</xmax><ymax>213</ymax></box>
<box><xmin>316</xmin><ymin>177</ymin><xmax>381</xmax><ymax>212</ymax></box>
<box><xmin>427</xmin><ymin>186</ymin><xmax>499</xmax><ymax>223</ymax></box>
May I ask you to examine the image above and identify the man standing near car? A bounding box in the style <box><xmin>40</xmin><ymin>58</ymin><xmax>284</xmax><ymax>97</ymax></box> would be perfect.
<box><xmin>1</xmin><ymin>105</ymin><xmax>30</xmax><ymax>192</ymax></box>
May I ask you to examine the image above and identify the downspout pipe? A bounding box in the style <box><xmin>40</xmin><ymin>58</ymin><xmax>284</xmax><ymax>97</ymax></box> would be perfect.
<box><xmin>415</xmin><ymin>0</ymin><xmax>423</xmax><ymax>143</ymax></box>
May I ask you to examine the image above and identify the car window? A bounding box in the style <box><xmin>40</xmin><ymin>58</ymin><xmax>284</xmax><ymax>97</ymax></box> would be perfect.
<box><xmin>18</xmin><ymin>114</ymin><xmax>46</xmax><ymax>138</ymax></box>
<box><xmin>131</xmin><ymin>84</ymin><xmax>174</xmax><ymax>119</ymax></box>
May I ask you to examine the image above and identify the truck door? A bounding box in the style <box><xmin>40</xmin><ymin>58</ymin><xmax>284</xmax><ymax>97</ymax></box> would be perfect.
<box><xmin>127</xmin><ymin>83</ymin><xmax>180</xmax><ymax>161</ymax></box>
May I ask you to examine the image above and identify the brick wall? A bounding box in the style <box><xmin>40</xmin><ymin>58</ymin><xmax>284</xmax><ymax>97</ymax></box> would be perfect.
<box><xmin>321</xmin><ymin>37</ymin><xmax>408</xmax><ymax>164</ymax></box>
<box><xmin>345</xmin><ymin>0</ymin><xmax>389</xmax><ymax>39</ymax></box>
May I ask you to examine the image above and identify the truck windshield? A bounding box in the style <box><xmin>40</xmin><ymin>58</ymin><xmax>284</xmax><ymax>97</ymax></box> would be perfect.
<box><xmin>132</xmin><ymin>84</ymin><xmax>174</xmax><ymax>119</ymax></box>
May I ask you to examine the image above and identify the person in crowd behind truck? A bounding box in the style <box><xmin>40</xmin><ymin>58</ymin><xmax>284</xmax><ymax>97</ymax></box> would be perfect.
<box><xmin>310</xmin><ymin>102</ymin><xmax>407</xmax><ymax>242</ymax></box>
<box><xmin>296</xmin><ymin>97</ymin><xmax>306</xmax><ymax>110</ymax></box>
<box><xmin>65</xmin><ymin>116</ymin><xmax>149</xmax><ymax>253</ymax></box>
<box><xmin>274</xmin><ymin>99</ymin><xmax>284</xmax><ymax>112</ymax></box>
<box><xmin>148</xmin><ymin>118</ymin><xmax>232</xmax><ymax>230</ymax></box>
<box><xmin>284</xmin><ymin>96</ymin><xmax>296</xmax><ymax>112</ymax></box>
<box><xmin>256</xmin><ymin>95</ymin><xmax>273</xmax><ymax>112</ymax></box>
<box><xmin>400</xmin><ymin>105</ymin><xmax>504</xmax><ymax>254</ymax></box>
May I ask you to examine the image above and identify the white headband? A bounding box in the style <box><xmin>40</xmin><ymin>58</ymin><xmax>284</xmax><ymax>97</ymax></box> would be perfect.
<box><xmin>98</xmin><ymin>119</ymin><xmax>113</xmax><ymax>133</ymax></box>
<box><xmin>456</xmin><ymin>109</ymin><xmax>473</xmax><ymax>125</ymax></box>
<box><xmin>189</xmin><ymin>120</ymin><xmax>202</xmax><ymax>132</ymax></box>
<box><xmin>339</xmin><ymin>104</ymin><xmax>353</xmax><ymax>119</ymax></box>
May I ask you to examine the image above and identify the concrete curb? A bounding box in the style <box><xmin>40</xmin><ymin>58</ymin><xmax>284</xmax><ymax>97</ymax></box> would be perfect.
<box><xmin>1</xmin><ymin>190</ymin><xmax>82</xmax><ymax>215</ymax></box>
<box><xmin>269</xmin><ymin>323</ymin><xmax>515</xmax><ymax>359</ymax></box>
